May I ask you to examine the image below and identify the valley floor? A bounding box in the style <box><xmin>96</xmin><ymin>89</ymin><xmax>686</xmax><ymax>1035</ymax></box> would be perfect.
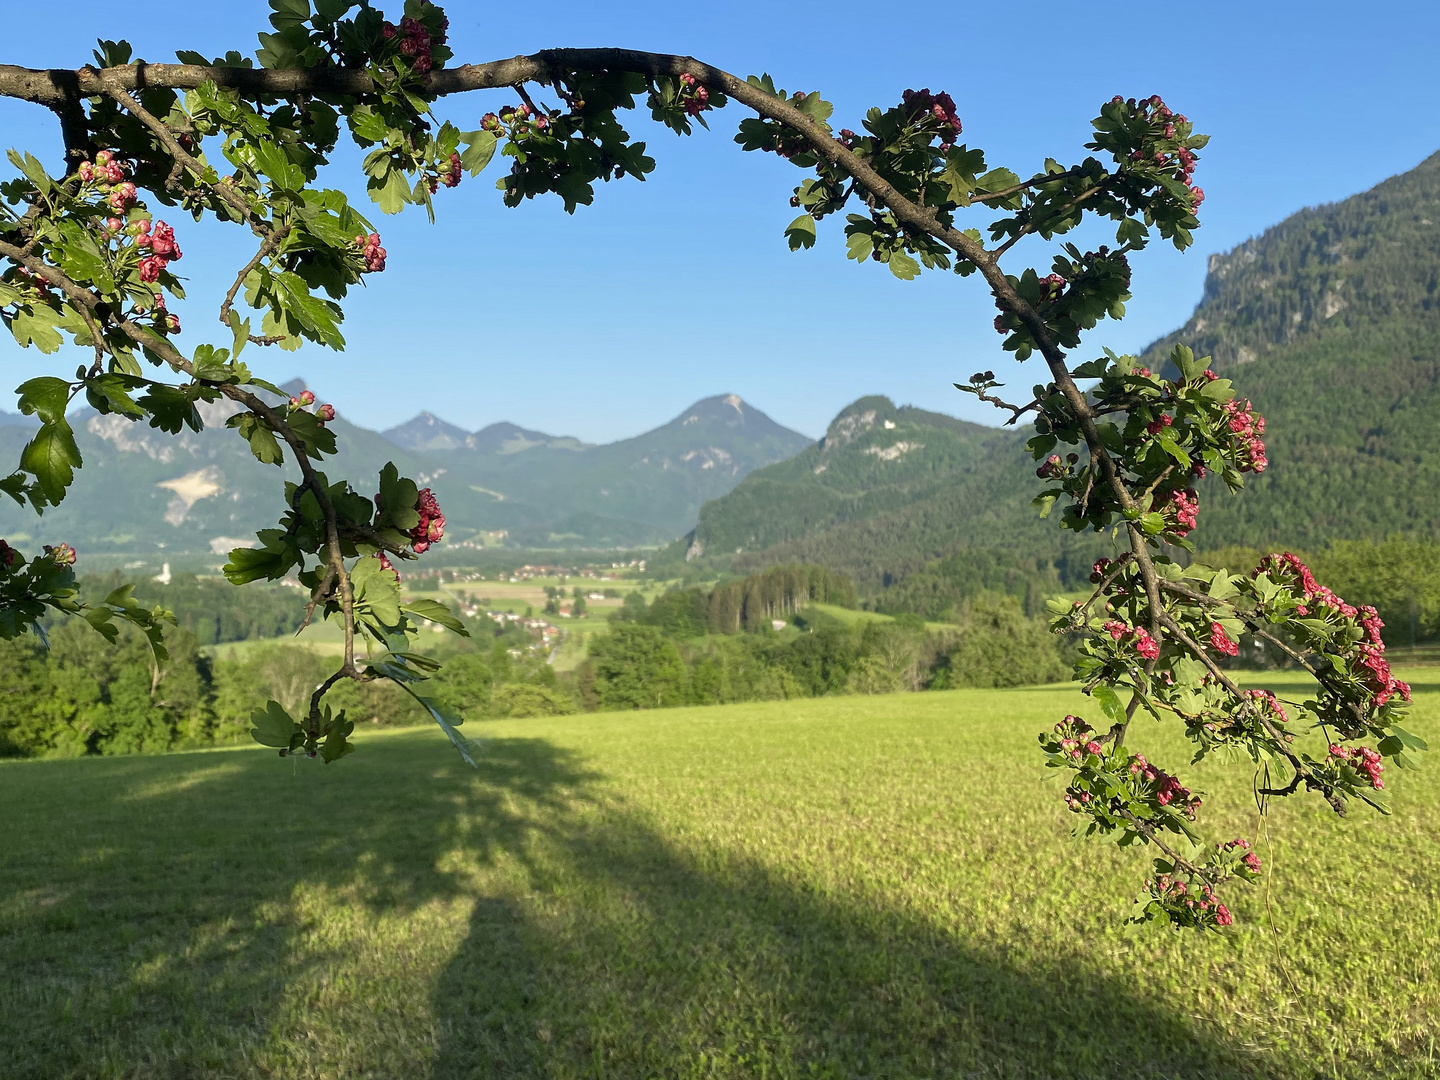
<box><xmin>3</xmin><ymin>677</ymin><xmax>1439</xmax><ymax>1078</ymax></box>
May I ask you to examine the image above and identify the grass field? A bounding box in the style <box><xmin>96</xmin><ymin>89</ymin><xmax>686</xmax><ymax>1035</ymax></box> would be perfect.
<box><xmin>4</xmin><ymin>674</ymin><xmax>1440</xmax><ymax>1078</ymax></box>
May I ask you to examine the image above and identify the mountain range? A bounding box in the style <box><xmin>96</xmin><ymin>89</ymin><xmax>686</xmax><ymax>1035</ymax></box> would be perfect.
<box><xmin>0</xmin><ymin>391</ymin><xmax>811</xmax><ymax>555</ymax></box>
<box><xmin>4</xmin><ymin>150</ymin><xmax>1439</xmax><ymax>582</ymax></box>
<box><xmin>676</xmin><ymin>150</ymin><xmax>1440</xmax><ymax>591</ymax></box>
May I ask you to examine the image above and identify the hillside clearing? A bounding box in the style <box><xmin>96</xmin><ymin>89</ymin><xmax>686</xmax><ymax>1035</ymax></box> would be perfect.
<box><xmin>2</xmin><ymin>677</ymin><xmax>1438</xmax><ymax>1078</ymax></box>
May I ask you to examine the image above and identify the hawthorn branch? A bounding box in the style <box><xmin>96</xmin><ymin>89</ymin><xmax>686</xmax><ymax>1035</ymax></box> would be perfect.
<box><xmin>0</xmin><ymin>237</ymin><xmax>358</xmax><ymax>684</ymax></box>
<box><xmin>219</xmin><ymin>225</ymin><xmax>290</xmax><ymax>330</ymax></box>
<box><xmin>1156</xmin><ymin>609</ymin><xmax>1342</xmax><ymax>814</ymax></box>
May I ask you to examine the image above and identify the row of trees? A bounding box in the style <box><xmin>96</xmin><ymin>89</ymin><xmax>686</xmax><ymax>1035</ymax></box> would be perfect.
<box><xmin>582</xmin><ymin>593</ymin><xmax>1069</xmax><ymax>711</ymax></box>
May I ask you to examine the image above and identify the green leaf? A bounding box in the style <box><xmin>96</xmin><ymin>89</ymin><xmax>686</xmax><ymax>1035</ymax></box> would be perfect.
<box><xmin>368</xmin><ymin>167</ymin><xmax>412</xmax><ymax>215</ymax></box>
<box><xmin>320</xmin><ymin>712</ymin><xmax>355</xmax><ymax>762</ymax></box>
<box><xmin>1090</xmin><ymin>685</ymin><xmax>1127</xmax><ymax>726</ymax></box>
<box><xmin>15</xmin><ymin>377</ymin><xmax>71</xmax><ymax>424</ymax></box>
<box><xmin>11</xmin><ymin>308</ymin><xmax>63</xmax><ymax>353</ymax></box>
<box><xmin>459</xmin><ymin>130</ymin><xmax>497</xmax><ymax>175</ymax></box>
<box><xmin>249</xmin><ymin>699</ymin><xmax>299</xmax><ymax>748</ymax></box>
<box><xmin>7</xmin><ymin>148</ymin><xmax>52</xmax><ymax>194</ymax></box>
<box><xmin>223</xmin><ymin>545</ymin><xmax>288</xmax><ymax>585</ymax></box>
<box><xmin>20</xmin><ymin>420</ymin><xmax>82</xmax><ymax>503</ymax></box>
<box><xmin>887</xmin><ymin>250</ymin><xmax>920</xmax><ymax>280</ymax></box>
<box><xmin>784</xmin><ymin>213</ymin><xmax>816</xmax><ymax>251</ymax></box>
<box><xmin>402</xmin><ymin>598</ymin><xmax>468</xmax><ymax>636</ymax></box>
<box><xmin>229</xmin><ymin>413</ymin><xmax>284</xmax><ymax>466</ymax></box>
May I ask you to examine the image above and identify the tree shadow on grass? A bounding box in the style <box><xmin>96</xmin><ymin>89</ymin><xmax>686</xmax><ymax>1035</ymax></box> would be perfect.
<box><xmin>0</xmin><ymin>732</ymin><xmax>1292</xmax><ymax>1079</ymax></box>
<box><xmin>428</xmin><ymin>756</ymin><xmax>1271</xmax><ymax>1079</ymax></box>
<box><xmin>0</xmin><ymin>734</ymin><xmax>599</xmax><ymax>1079</ymax></box>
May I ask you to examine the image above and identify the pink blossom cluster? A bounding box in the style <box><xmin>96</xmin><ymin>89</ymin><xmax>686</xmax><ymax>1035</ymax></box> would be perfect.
<box><xmin>378</xmin><ymin>552</ymin><xmax>398</xmax><ymax>578</ymax></box>
<box><xmin>355</xmin><ymin>233</ymin><xmax>387</xmax><ymax>273</ymax></box>
<box><xmin>408</xmin><ymin>487</ymin><xmax>445</xmax><ymax>553</ymax></box>
<box><xmin>678</xmin><ymin>73</ymin><xmax>712</xmax><ymax>117</ymax></box>
<box><xmin>1244</xmin><ymin>688</ymin><xmax>1290</xmax><ymax>726</ymax></box>
<box><xmin>901</xmin><ymin>88</ymin><xmax>962</xmax><ymax>148</ymax></box>
<box><xmin>43</xmin><ymin>542</ymin><xmax>76</xmax><ymax>566</ymax></box>
<box><xmin>1209</xmin><ymin>621</ymin><xmax>1239</xmax><ymax>657</ymax></box>
<box><xmin>383</xmin><ymin>10</ymin><xmax>446</xmax><ymax>75</ymax></box>
<box><xmin>1145</xmin><ymin>412</ymin><xmax>1173</xmax><ymax>436</ymax></box>
<box><xmin>0</xmin><ymin>538</ymin><xmax>15</xmax><ymax>569</ymax></box>
<box><xmin>1090</xmin><ymin>557</ymin><xmax>1114</xmax><ymax>584</ymax></box>
<box><xmin>1127</xmin><ymin>753</ymin><xmax>1201</xmax><ymax>818</ymax></box>
<box><xmin>137</xmin><ymin>219</ymin><xmax>183</xmax><ymax>283</ymax></box>
<box><xmin>1329</xmin><ymin>743</ymin><xmax>1385</xmax><ymax>789</ymax></box>
<box><xmin>1222</xmin><ymin>398</ymin><xmax>1267</xmax><ymax>472</ymax></box>
<box><xmin>1103</xmin><ymin>619</ymin><xmax>1159</xmax><ymax>660</ymax></box>
<box><xmin>1358</xmin><ymin>643</ymin><xmax>1411</xmax><ymax>707</ymax></box>
<box><xmin>1038</xmin><ymin>273</ymin><xmax>1067</xmax><ymax>302</ymax></box>
<box><xmin>1225</xmin><ymin>837</ymin><xmax>1263</xmax><ymax>873</ymax></box>
<box><xmin>1145</xmin><ymin>873</ymin><xmax>1232</xmax><ymax>926</ymax></box>
<box><xmin>1155</xmin><ymin>487</ymin><xmax>1199</xmax><ymax>536</ymax></box>
<box><xmin>1035</xmin><ymin>453</ymin><xmax>1065</xmax><ymax>479</ymax></box>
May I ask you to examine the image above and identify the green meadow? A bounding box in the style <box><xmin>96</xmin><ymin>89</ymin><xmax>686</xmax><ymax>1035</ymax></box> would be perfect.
<box><xmin>3</xmin><ymin>674</ymin><xmax>1439</xmax><ymax>1078</ymax></box>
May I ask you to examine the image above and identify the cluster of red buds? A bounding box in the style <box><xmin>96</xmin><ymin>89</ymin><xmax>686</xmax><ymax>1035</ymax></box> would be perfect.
<box><xmin>1329</xmin><ymin>743</ymin><xmax>1385</xmax><ymax>789</ymax></box>
<box><xmin>137</xmin><ymin>220</ymin><xmax>183</xmax><ymax>283</ymax></box>
<box><xmin>377</xmin><ymin>552</ymin><xmax>398</xmax><ymax>579</ymax></box>
<box><xmin>409</xmin><ymin>487</ymin><xmax>445</xmax><ymax>553</ymax></box>
<box><xmin>77</xmin><ymin>150</ymin><xmax>125</xmax><ymax>185</ymax></box>
<box><xmin>382</xmin><ymin>9</ymin><xmax>446</xmax><ymax>75</ymax></box>
<box><xmin>1145</xmin><ymin>873</ymin><xmax>1232</xmax><ymax>926</ymax></box>
<box><xmin>1127</xmin><ymin>752</ymin><xmax>1202</xmax><ymax>819</ymax></box>
<box><xmin>1209</xmin><ymin>621</ymin><xmax>1240</xmax><ymax>658</ymax></box>
<box><xmin>678</xmin><ymin>73</ymin><xmax>712</xmax><ymax>117</ymax></box>
<box><xmin>1035</xmin><ymin>452</ymin><xmax>1078</xmax><ymax>479</ymax></box>
<box><xmin>150</xmin><ymin>293</ymin><xmax>180</xmax><ymax>335</ymax></box>
<box><xmin>43</xmin><ymin>542</ymin><xmax>76</xmax><ymax>566</ymax></box>
<box><xmin>287</xmin><ymin>389</ymin><xmax>337</xmax><ymax>427</ymax></box>
<box><xmin>78</xmin><ymin>150</ymin><xmax>138</xmax><ymax>211</ymax></box>
<box><xmin>355</xmin><ymin>233</ymin><xmax>387</xmax><ymax>273</ymax></box>
<box><xmin>1038</xmin><ymin>273</ymin><xmax>1067</xmax><ymax>302</ymax></box>
<box><xmin>1222</xmin><ymin>397</ymin><xmax>1267</xmax><ymax>472</ymax></box>
<box><xmin>482</xmin><ymin>103</ymin><xmax>552</xmax><ymax>139</ymax></box>
<box><xmin>1104</xmin><ymin>619</ymin><xmax>1160</xmax><ymax>660</ymax></box>
<box><xmin>0</xmin><ymin>538</ymin><xmax>16</xmax><ymax>569</ymax></box>
<box><xmin>1155</xmin><ymin>487</ymin><xmax>1199</xmax><ymax>536</ymax></box>
<box><xmin>1114</xmin><ymin>94</ymin><xmax>1204</xmax><ymax>213</ymax></box>
<box><xmin>900</xmin><ymin>88</ymin><xmax>962</xmax><ymax>151</ymax></box>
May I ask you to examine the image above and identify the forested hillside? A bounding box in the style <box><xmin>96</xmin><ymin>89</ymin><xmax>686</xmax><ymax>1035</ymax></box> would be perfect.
<box><xmin>685</xmin><ymin>151</ymin><xmax>1440</xmax><ymax>593</ymax></box>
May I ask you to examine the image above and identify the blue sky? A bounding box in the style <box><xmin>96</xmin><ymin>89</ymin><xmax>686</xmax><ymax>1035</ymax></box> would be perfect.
<box><xmin>3</xmin><ymin>1</ymin><xmax>1439</xmax><ymax>441</ymax></box>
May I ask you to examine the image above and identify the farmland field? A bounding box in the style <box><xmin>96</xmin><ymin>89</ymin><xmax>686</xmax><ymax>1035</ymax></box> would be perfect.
<box><xmin>3</xmin><ymin>675</ymin><xmax>1439</xmax><ymax>1078</ymax></box>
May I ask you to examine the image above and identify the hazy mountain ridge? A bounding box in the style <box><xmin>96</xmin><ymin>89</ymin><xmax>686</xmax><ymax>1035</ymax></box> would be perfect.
<box><xmin>0</xmin><ymin>390</ymin><xmax>809</xmax><ymax>554</ymax></box>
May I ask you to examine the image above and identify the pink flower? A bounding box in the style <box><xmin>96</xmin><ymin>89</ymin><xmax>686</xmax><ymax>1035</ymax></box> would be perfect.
<box><xmin>1133</xmin><ymin>627</ymin><xmax>1160</xmax><ymax>660</ymax></box>
<box><xmin>1209</xmin><ymin>622</ymin><xmax>1239</xmax><ymax>658</ymax></box>
<box><xmin>316</xmin><ymin>403</ymin><xmax>335</xmax><ymax>422</ymax></box>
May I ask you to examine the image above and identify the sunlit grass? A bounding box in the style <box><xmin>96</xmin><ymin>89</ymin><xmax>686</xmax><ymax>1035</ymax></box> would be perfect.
<box><xmin>3</xmin><ymin>675</ymin><xmax>1438</xmax><ymax>1078</ymax></box>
